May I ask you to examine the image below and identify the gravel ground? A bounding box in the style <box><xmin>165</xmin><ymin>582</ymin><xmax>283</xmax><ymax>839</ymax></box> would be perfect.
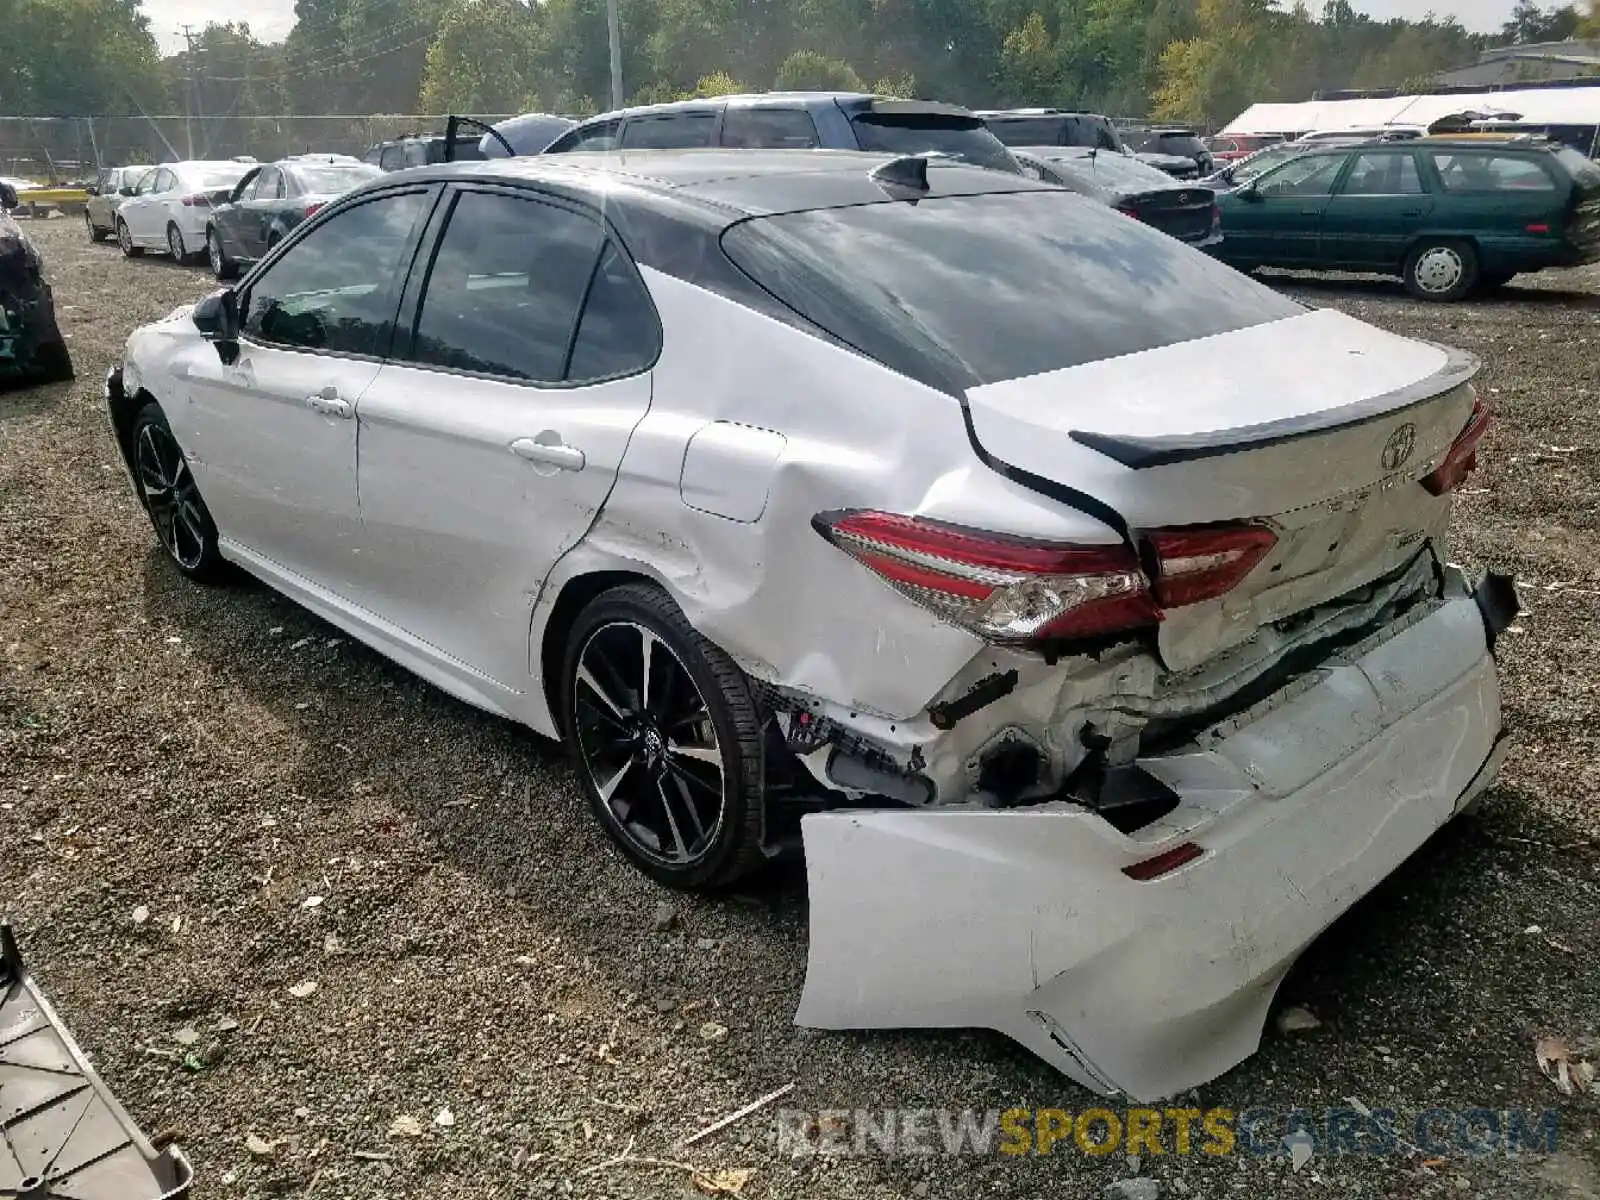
<box><xmin>3</xmin><ymin>215</ymin><xmax>1598</xmax><ymax>1200</ymax></box>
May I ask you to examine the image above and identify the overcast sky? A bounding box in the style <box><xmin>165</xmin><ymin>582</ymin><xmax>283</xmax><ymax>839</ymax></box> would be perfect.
<box><xmin>144</xmin><ymin>0</ymin><xmax>1511</xmax><ymax>56</ymax></box>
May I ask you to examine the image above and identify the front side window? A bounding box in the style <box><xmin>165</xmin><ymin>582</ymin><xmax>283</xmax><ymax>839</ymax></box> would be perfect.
<box><xmin>380</xmin><ymin>145</ymin><xmax>405</xmax><ymax>171</ymax></box>
<box><xmin>1339</xmin><ymin>152</ymin><xmax>1423</xmax><ymax>195</ymax></box>
<box><xmin>720</xmin><ymin>107</ymin><xmax>820</xmax><ymax>149</ymax></box>
<box><xmin>255</xmin><ymin>167</ymin><xmax>284</xmax><ymax>199</ymax></box>
<box><xmin>233</xmin><ymin>169</ymin><xmax>263</xmax><ymax>202</ymax></box>
<box><xmin>241</xmin><ymin>189</ymin><xmax>431</xmax><ymax>356</ymax></box>
<box><xmin>1255</xmin><ymin>153</ymin><xmax>1346</xmax><ymax>197</ymax></box>
<box><xmin>404</xmin><ymin>190</ymin><xmax>604</xmax><ymax>383</ymax></box>
<box><xmin>138</xmin><ymin>169</ymin><xmax>166</xmax><ymax>195</ymax></box>
<box><xmin>620</xmin><ymin>113</ymin><xmax>718</xmax><ymax>149</ymax></box>
<box><xmin>550</xmin><ymin>121</ymin><xmax>622</xmax><ymax>153</ymax></box>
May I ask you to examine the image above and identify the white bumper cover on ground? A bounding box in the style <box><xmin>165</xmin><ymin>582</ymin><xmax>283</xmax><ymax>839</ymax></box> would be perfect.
<box><xmin>796</xmin><ymin>590</ymin><xmax>1504</xmax><ymax>1100</ymax></box>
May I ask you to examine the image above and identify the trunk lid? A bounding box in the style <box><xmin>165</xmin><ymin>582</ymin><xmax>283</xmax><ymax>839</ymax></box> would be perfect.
<box><xmin>1122</xmin><ymin>187</ymin><xmax>1215</xmax><ymax>243</ymax></box>
<box><xmin>963</xmin><ymin>307</ymin><xmax>1479</xmax><ymax>669</ymax></box>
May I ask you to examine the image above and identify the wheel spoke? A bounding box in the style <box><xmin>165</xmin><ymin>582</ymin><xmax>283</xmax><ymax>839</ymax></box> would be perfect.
<box><xmin>638</xmin><ymin>627</ymin><xmax>657</xmax><ymax>715</ymax></box>
<box><xmin>655</xmin><ymin>777</ymin><xmax>689</xmax><ymax>861</ymax></box>
<box><xmin>669</xmin><ymin>771</ymin><xmax>708</xmax><ymax>843</ymax></box>
<box><xmin>664</xmin><ymin>756</ymin><xmax>721</xmax><ymax>795</ymax></box>
<box><xmin>595</xmin><ymin>759</ymin><xmax>634</xmax><ymax>803</ymax></box>
<box><xmin>666</xmin><ymin>740</ymin><xmax>721</xmax><ymax>765</ymax></box>
<box><xmin>576</xmin><ymin>664</ymin><xmax>628</xmax><ymax>721</ymax></box>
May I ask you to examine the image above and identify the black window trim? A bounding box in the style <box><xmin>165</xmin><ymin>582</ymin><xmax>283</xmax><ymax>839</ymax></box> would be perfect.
<box><xmin>389</xmin><ymin>180</ymin><xmax>663</xmax><ymax>391</ymax></box>
<box><xmin>234</xmin><ymin>183</ymin><xmax>443</xmax><ymax>365</ymax></box>
<box><xmin>549</xmin><ymin>118</ymin><xmax>625</xmax><ymax>154</ymax></box>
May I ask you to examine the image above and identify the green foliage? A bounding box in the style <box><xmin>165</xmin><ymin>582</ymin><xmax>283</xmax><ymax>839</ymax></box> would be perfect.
<box><xmin>417</xmin><ymin>0</ymin><xmax>541</xmax><ymax>113</ymax></box>
<box><xmin>0</xmin><ymin>0</ymin><xmax>167</xmax><ymax>115</ymax></box>
<box><xmin>773</xmin><ymin>50</ymin><xmax>865</xmax><ymax>92</ymax></box>
<box><xmin>695</xmin><ymin>71</ymin><xmax>744</xmax><ymax>96</ymax></box>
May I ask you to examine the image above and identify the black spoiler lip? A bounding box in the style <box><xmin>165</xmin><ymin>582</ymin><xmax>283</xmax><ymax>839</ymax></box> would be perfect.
<box><xmin>1067</xmin><ymin>343</ymin><xmax>1481</xmax><ymax>469</ymax></box>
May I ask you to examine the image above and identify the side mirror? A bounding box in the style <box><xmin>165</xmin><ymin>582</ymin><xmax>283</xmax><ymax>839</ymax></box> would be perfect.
<box><xmin>0</xmin><ymin>183</ymin><xmax>16</xmax><ymax>211</ymax></box>
<box><xmin>1236</xmin><ymin>182</ymin><xmax>1261</xmax><ymax>201</ymax></box>
<box><xmin>193</xmin><ymin>288</ymin><xmax>241</xmax><ymax>361</ymax></box>
<box><xmin>119</xmin><ymin>186</ymin><xmax>136</xmax><ymax>197</ymax></box>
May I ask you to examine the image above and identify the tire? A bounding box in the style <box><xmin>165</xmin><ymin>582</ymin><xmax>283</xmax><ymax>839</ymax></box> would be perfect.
<box><xmin>117</xmin><ymin>219</ymin><xmax>143</xmax><ymax>258</ymax></box>
<box><xmin>207</xmin><ymin>226</ymin><xmax>239</xmax><ymax>281</ymax></box>
<box><xmin>130</xmin><ymin>402</ymin><xmax>228</xmax><ymax>584</ymax></box>
<box><xmin>84</xmin><ymin>211</ymin><xmax>106</xmax><ymax>243</ymax></box>
<box><xmin>1403</xmin><ymin>239</ymin><xmax>1477</xmax><ymax>302</ymax></box>
<box><xmin>560</xmin><ymin>582</ymin><xmax>766</xmax><ymax>891</ymax></box>
<box><xmin>167</xmin><ymin>222</ymin><xmax>194</xmax><ymax>264</ymax></box>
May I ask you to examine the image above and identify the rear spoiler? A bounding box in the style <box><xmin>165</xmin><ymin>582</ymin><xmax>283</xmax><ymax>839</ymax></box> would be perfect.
<box><xmin>863</xmin><ymin>98</ymin><xmax>980</xmax><ymax>121</ymax></box>
<box><xmin>442</xmin><ymin>115</ymin><xmax>516</xmax><ymax>162</ymax></box>
<box><xmin>0</xmin><ymin>921</ymin><xmax>193</xmax><ymax>1197</ymax></box>
<box><xmin>1070</xmin><ymin>345</ymin><xmax>1481</xmax><ymax>468</ymax></box>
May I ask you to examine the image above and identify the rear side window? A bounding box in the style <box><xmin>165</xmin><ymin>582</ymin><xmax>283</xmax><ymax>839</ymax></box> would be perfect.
<box><xmin>720</xmin><ymin>107</ymin><xmax>820</xmax><ymax>149</ymax></box>
<box><xmin>550</xmin><ymin>121</ymin><xmax>622</xmax><ymax>152</ymax></box>
<box><xmin>404</xmin><ymin>142</ymin><xmax>430</xmax><ymax>168</ymax></box>
<box><xmin>565</xmin><ymin>241</ymin><xmax>660</xmax><ymax>382</ymax></box>
<box><xmin>1432</xmin><ymin>153</ymin><xmax>1555</xmax><ymax>192</ymax></box>
<box><xmin>849</xmin><ymin>115</ymin><xmax>1018</xmax><ymax>173</ymax></box>
<box><xmin>406</xmin><ymin>190</ymin><xmax>603</xmax><ymax>384</ymax></box>
<box><xmin>1339</xmin><ymin>152</ymin><xmax>1422</xmax><ymax>195</ymax></box>
<box><xmin>620</xmin><ymin>113</ymin><xmax>717</xmax><ymax>149</ymax></box>
<box><xmin>720</xmin><ymin>190</ymin><xmax>1303</xmax><ymax>392</ymax></box>
<box><xmin>380</xmin><ymin>145</ymin><xmax>404</xmax><ymax>171</ymax></box>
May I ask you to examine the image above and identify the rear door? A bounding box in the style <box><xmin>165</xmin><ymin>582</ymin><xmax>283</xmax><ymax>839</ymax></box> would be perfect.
<box><xmin>215</xmin><ymin>167</ymin><xmax>261</xmax><ymax>255</ymax></box>
<box><xmin>1421</xmin><ymin>149</ymin><xmax>1563</xmax><ymax>263</ymax></box>
<box><xmin>1219</xmin><ymin>150</ymin><xmax>1349</xmax><ymax>264</ymax></box>
<box><xmin>352</xmin><ymin>186</ymin><xmax>658</xmax><ymax>687</ymax></box>
<box><xmin>239</xmin><ymin>165</ymin><xmax>283</xmax><ymax>258</ymax></box>
<box><xmin>1318</xmin><ymin>148</ymin><xmax>1433</xmax><ymax>269</ymax></box>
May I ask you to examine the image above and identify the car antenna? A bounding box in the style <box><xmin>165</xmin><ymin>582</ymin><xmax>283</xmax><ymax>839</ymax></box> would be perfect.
<box><xmin>869</xmin><ymin>155</ymin><xmax>930</xmax><ymax>195</ymax></box>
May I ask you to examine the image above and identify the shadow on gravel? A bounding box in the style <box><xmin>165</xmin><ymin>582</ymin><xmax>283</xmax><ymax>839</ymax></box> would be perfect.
<box><xmin>0</xmin><ymin>377</ymin><xmax>73</xmax><ymax>421</ymax></box>
<box><xmin>139</xmin><ymin>545</ymin><xmax>1598</xmax><ymax>1126</ymax></box>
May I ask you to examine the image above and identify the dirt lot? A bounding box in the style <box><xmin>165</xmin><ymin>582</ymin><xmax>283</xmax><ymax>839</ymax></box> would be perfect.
<box><xmin>3</xmin><ymin>214</ymin><xmax>1599</xmax><ymax>1200</ymax></box>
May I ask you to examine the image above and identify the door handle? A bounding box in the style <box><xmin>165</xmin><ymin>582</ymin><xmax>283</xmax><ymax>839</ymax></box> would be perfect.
<box><xmin>511</xmin><ymin>435</ymin><xmax>585</xmax><ymax>472</ymax></box>
<box><xmin>1400</xmin><ymin>208</ymin><xmax>1423</xmax><ymax>217</ymax></box>
<box><xmin>305</xmin><ymin>386</ymin><xmax>353</xmax><ymax>419</ymax></box>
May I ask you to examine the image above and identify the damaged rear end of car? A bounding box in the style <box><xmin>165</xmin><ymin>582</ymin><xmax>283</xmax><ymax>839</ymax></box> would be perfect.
<box><xmin>710</xmin><ymin>180</ymin><xmax>1515</xmax><ymax>1100</ymax></box>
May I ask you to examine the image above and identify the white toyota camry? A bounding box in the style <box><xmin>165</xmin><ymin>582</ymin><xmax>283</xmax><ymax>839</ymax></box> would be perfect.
<box><xmin>106</xmin><ymin>149</ymin><xmax>1516</xmax><ymax>1100</ymax></box>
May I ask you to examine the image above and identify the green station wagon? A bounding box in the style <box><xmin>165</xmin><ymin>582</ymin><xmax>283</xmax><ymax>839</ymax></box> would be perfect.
<box><xmin>1214</xmin><ymin>138</ymin><xmax>1600</xmax><ymax>300</ymax></box>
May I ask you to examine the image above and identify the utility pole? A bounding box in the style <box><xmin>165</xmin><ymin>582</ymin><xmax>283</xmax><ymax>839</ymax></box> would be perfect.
<box><xmin>606</xmin><ymin>0</ymin><xmax>623</xmax><ymax>111</ymax></box>
<box><xmin>179</xmin><ymin>24</ymin><xmax>202</xmax><ymax>158</ymax></box>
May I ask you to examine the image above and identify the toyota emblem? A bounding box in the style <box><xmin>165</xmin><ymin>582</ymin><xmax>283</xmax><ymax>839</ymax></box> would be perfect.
<box><xmin>1381</xmin><ymin>423</ymin><xmax>1417</xmax><ymax>471</ymax></box>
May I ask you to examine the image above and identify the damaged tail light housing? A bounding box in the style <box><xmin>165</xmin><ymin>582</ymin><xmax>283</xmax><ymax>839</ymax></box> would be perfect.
<box><xmin>1422</xmin><ymin>399</ymin><xmax>1492</xmax><ymax>496</ymax></box>
<box><xmin>178</xmin><ymin>193</ymin><xmax>211</xmax><ymax>207</ymax></box>
<box><xmin>305</xmin><ymin>201</ymin><xmax>326</xmax><ymax>218</ymax></box>
<box><xmin>814</xmin><ymin>511</ymin><xmax>1277</xmax><ymax>645</ymax></box>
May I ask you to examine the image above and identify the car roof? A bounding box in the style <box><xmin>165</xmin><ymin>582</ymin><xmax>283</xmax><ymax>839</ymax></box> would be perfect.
<box><xmin>573</xmin><ymin>93</ymin><xmax>978</xmax><ymax>126</ymax></box>
<box><xmin>975</xmin><ymin>108</ymin><xmax>1110</xmax><ymax>118</ymax></box>
<box><xmin>371</xmin><ymin>148</ymin><xmax>1049</xmax><ymax>220</ymax></box>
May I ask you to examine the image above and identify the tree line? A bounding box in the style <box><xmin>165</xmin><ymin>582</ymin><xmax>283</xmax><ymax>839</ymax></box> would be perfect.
<box><xmin>3</xmin><ymin>0</ymin><xmax>1599</xmax><ymax>129</ymax></box>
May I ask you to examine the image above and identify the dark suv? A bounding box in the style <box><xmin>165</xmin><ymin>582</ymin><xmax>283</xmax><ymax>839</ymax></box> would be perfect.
<box><xmin>363</xmin><ymin>130</ymin><xmax>486</xmax><ymax>171</ymax></box>
<box><xmin>977</xmin><ymin>109</ymin><xmax>1126</xmax><ymax>153</ymax></box>
<box><xmin>544</xmin><ymin>93</ymin><xmax>1022</xmax><ymax>174</ymax></box>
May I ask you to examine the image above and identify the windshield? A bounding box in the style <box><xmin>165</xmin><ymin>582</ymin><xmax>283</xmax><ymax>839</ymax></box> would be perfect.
<box><xmin>1230</xmin><ymin>143</ymin><xmax>1312</xmax><ymax>182</ymax></box>
<box><xmin>849</xmin><ymin>116</ymin><xmax>1020</xmax><ymax>174</ymax></box>
<box><xmin>722</xmin><ymin>190</ymin><xmax>1301</xmax><ymax>391</ymax></box>
<box><xmin>293</xmin><ymin>164</ymin><xmax>384</xmax><ymax>192</ymax></box>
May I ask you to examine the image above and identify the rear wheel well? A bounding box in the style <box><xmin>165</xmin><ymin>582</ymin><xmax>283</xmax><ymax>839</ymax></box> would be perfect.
<box><xmin>539</xmin><ymin>570</ymin><xmax>656</xmax><ymax>726</ymax></box>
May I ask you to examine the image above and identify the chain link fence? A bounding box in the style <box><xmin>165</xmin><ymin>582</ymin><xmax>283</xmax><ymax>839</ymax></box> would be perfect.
<box><xmin>0</xmin><ymin>115</ymin><xmax>516</xmax><ymax>182</ymax></box>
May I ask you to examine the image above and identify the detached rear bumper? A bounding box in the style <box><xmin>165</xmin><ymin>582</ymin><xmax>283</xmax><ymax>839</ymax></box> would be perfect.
<box><xmin>796</xmin><ymin>583</ymin><xmax>1505</xmax><ymax>1100</ymax></box>
<box><xmin>0</xmin><ymin>924</ymin><xmax>193</xmax><ymax>1198</ymax></box>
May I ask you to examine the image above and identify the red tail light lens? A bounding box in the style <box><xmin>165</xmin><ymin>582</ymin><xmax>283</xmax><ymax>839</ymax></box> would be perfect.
<box><xmin>1116</xmin><ymin>205</ymin><xmax>1141</xmax><ymax>220</ymax></box>
<box><xmin>814</xmin><ymin>512</ymin><xmax>1279</xmax><ymax>644</ymax></box>
<box><xmin>1211</xmin><ymin>204</ymin><xmax>1221</xmax><ymax>230</ymax></box>
<box><xmin>1123</xmin><ymin>842</ymin><xmax>1205</xmax><ymax>881</ymax></box>
<box><xmin>179</xmin><ymin>193</ymin><xmax>210</xmax><ymax>207</ymax></box>
<box><xmin>1146</xmin><ymin>526</ymin><xmax>1277</xmax><ymax>608</ymax></box>
<box><xmin>1422</xmin><ymin>400</ymin><xmax>1492</xmax><ymax>496</ymax></box>
<box><xmin>305</xmin><ymin>201</ymin><xmax>325</xmax><ymax>218</ymax></box>
<box><xmin>814</xmin><ymin>511</ymin><xmax>1157</xmax><ymax>642</ymax></box>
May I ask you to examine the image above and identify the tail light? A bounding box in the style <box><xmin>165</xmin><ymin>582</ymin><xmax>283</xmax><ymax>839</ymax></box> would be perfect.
<box><xmin>305</xmin><ymin>201</ymin><xmax>326</xmax><ymax>218</ymax></box>
<box><xmin>1115</xmin><ymin>205</ymin><xmax>1141</xmax><ymax>220</ymax></box>
<box><xmin>1211</xmin><ymin>204</ymin><xmax>1221</xmax><ymax>231</ymax></box>
<box><xmin>178</xmin><ymin>193</ymin><xmax>211</xmax><ymax>207</ymax></box>
<box><xmin>814</xmin><ymin>511</ymin><xmax>1277</xmax><ymax>644</ymax></box>
<box><xmin>1422</xmin><ymin>400</ymin><xmax>1492</xmax><ymax>496</ymax></box>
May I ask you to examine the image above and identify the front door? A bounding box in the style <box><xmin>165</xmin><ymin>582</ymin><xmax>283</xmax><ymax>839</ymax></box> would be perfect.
<box><xmin>236</xmin><ymin>165</ymin><xmax>284</xmax><ymax>259</ymax></box>
<box><xmin>172</xmin><ymin>186</ymin><xmax>437</xmax><ymax>591</ymax></box>
<box><xmin>121</xmin><ymin>167</ymin><xmax>172</xmax><ymax>245</ymax></box>
<box><xmin>1220</xmin><ymin>150</ymin><xmax>1349</xmax><ymax>266</ymax></box>
<box><xmin>352</xmin><ymin>185</ymin><xmax>659</xmax><ymax>689</ymax></box>
<box><xmin>1318</xmin><ymin>149</ymin><xmax>1434</xmax><ymax>269</ymax></box>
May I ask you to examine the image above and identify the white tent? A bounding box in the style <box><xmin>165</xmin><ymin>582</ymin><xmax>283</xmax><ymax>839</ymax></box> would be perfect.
<box><xmin>1221</xmin><ymin>86</ymin><xmax>1600</xmax><ymax>136</ymax></box>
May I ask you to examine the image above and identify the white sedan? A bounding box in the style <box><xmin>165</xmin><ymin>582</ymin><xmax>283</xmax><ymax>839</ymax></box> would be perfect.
<box><xmin>114</xmin><ymin>160</ymin><xmax>254</xmax><ymax>263</ymax></box>
<box><xmin>106</xmin><ymin>150</ymin><xmax>1514</xmax><ymax>1100</ymax></box>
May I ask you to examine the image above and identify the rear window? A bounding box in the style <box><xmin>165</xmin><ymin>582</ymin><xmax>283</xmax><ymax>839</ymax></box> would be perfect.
<box><xmin>849</xmin><ymin>115</ymin><xmax>1019</xmax><ymax>174</ymax></box>
<box><xmin>721</xmin><ymin>190</ymin><xmax>1302</xmax><ymax>391</ymax></box>
<box><xmin>1432</xmin><ymin>153</ymin><xmax>1555</xmax><ymax>192</ymax></box>
<box><xmin>293</xmin><ymin>164</ymin><xmax>383</xmax><ymax>192</ymax></box>
<box><xmin>987</xmin><ymin>117</ymin><xmax>1064</xmax><ymax>146</ymax></box>
<box><xmin>1152</xmin><ymin>134</ymin><xmax>1207</xmax><ymax>157</ymax></box>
